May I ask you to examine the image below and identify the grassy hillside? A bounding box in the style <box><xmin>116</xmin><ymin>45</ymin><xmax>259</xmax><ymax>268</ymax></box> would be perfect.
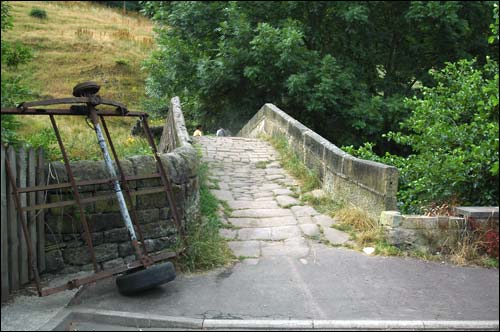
<box><xmin>2</xmin><ymin>1</ymin><xmax>158</xmax><ymax>161</ymax></box>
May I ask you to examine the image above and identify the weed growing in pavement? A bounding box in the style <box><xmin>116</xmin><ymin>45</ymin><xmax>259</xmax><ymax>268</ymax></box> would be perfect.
<box><xmin>255</xmin><ymin>160</ymin><xmax>271</xmax><ymax>169</ymax></box>
<box><xmin>266</xmin><ymin>135</ymin><xmax>320</xmax><ymax>192</ymax></box>
<box><xmin>175</xmin><ymin>161</ymin><xmax>234</xmax><ymax>272</ymax></box>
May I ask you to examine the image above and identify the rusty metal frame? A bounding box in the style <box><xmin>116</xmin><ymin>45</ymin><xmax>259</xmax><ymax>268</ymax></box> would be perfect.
<box><xmin>1</xmin><ymin>95</ymin><xmax>185</xmax><ymax>297</ymax></box>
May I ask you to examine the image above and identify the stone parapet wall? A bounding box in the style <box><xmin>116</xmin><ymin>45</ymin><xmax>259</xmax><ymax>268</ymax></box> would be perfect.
<box><xmin>158</xmin><ymin>96</ymin><xmax>192</xmax><ymax>153</ymax></box>
<box><xmin>380</xmin><ymin>210</ymin><xmax>499</xmax><ymax>254</ymax></box>
<box><xmin>44</xmin><ymin>97</ymin><xmax>199</xmax><ymax>274</ymax></box>
<box><xmin>238</xmin><ymin>103</ymin><xmax>399</xmax><ymax>220</ymax></box>
<box><xmin>380</xmin><ymin>211</ymin><xmax>465</xmax><ymax>253</ymax></box>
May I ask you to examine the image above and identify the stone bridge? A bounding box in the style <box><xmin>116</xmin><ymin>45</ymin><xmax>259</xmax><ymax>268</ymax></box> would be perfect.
<box><xmin>193</xmin><ymin>102</ymin><xmax>399</xmax><ymax>261</ymax></box>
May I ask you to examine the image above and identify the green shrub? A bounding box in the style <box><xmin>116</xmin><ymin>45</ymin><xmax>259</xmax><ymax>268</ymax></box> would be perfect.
<box><xmin>1</xmin><ymin>41</ymin><xmax>33</xmax><ymax>67</ymax></box>
<box><xmin>345</xmin><ymin>59</ymin><xmax>499</xmax><ymax>213</ymax></box>
<box><xmin>1</xmin><ymin>1</ymin><xmax>13</xmax><ymax>31</ymax></box>
<box><xmin>115</xmin><ymin>58</ymin><xmax>129</xmax><ymax>66</ymax></box>
<box><xmin>29</xmin><ymin>7</ymin><xmax>47</xmax><ymax>19</ymax></box>
<box><xmin>175</xmin><ymin>161</ymin><xmax>234</xmax><ymax>272</ymax></box>
<box><xmin>1</xmin><ymin>76</ymin><xmax>32</xmax><ymax>146</ymax></box>
<box><xmin>24</xmin><ymin>128</ymin><xmax>59</xmax><ymax>159</ymax></box>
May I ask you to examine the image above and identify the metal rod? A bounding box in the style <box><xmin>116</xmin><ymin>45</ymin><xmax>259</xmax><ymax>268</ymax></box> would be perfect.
<box><xmin>19</xmin><ymin>97</ymin><xmax>127</xmax><ymax>111</ymax></box>
<box><xmin>99</xmin><ymin>115</ymin><xmax>148</xmax><ymax>255</ymax></box>
<box><xmin>49</xmin><ymin>115</ymin><xmax>99</xmax><ymax>272</ymax></box>
<box><xmin>1</xmin><ymin>108</ymin><xmax>146</xmax><ymax>117</ymax></box>
<box><xmin>22</xmin><ymin>187</ymin><xmax>167</xmax><ymax>212</ymax></box>
<box><xmin>141</xmin><ymin>116</ymin><xmax>185</xmax><ymax>239</ymax></box>
<box><xmin>86</xmin><ymin>105</ymin><xmax>149</xmax><ymax>266</ymax></box>
<box><xmin>17</xmin><ymin>173</ymin><xmax>162</xmax><ymax>193</ymax></box>
<box><xmin>4</xmin><ymin>150</ymin><xmax>42</xmax><ymax>296</ymax></box>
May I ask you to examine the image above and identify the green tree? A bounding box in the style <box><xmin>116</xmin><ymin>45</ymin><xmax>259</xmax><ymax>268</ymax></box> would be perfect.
<box><xmin>345</xmin><ymin>58</ymin><xmax>499</xmax><ymax>213</ymax></box>
<box><xmin>1</xmin><ymin>1</ymin><xmax>33</xmax><ymax>145</ymax></box>
<box><xmin>143</xmin><ymin>1</ymin><xmax>495</xmax><ymax>149</ymax></box>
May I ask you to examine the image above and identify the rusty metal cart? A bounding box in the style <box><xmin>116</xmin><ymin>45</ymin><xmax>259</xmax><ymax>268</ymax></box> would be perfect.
<box><xmin>1</xmin><ymin>82</ymin><xmax>183</xmax><ymax>296</ymax></box>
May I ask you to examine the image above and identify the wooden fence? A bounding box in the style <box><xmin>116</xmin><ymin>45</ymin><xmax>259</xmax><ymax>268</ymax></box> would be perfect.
<box><xmin>1</xmin><ymin>145</ymin><xmax>45</xmax><ymax>301</ymax></box>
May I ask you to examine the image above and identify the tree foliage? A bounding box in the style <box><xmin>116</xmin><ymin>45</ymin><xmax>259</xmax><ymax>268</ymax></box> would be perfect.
<box><xmin>345</xmin><ymin>59</ymin><xmax>499</xmax><ymax>213</ymax></box>
<box><xmin>1</xmin><ymin>1</ymin><xmax>33</xmax><ymax>145</ymax></box>
<box><xmin>143</xmin><ymin>1</ymin><xmax>495</xmax><ymax>149</ymax></box>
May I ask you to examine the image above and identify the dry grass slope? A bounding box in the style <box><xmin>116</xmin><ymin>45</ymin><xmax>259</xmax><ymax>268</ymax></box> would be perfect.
<box><xmin>2</xmin><ymin>1</ymin><xmax>158</xmax><ymax>160</ymax></box>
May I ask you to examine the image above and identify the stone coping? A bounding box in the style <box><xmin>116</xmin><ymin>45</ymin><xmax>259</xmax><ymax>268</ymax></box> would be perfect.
<box><xmin>454</xmin><ymin>207</ymin><xmax>499</xmax><ymax>219</ymax></box>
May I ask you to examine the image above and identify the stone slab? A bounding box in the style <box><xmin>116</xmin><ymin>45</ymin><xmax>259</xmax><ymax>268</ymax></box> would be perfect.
<box><xmin>299</xmin><ymin>224</ymin><xmax>320</xmax><ymax>237</ymax></box>
<box><xmin>271</xmin><ymin>226</ymin><xmax>302</xmax><ymax>240</ymax></box>
<box><xmin>314</xmin><ymin>215</ymin><xmax>337</xmax><ymax>228</ymax></box>
<box><xmin>291</xmin><ymin>206</ymin><xmax>319</xmax><ymax>218</ymax></box>
<box><xmin>454</xmin><ymin>206</ymin><xmax>499</xmax><ymax>219</ymax></box>
<box><xmin>238</xmin><ymin>228</ymin><xmax>272</xmax><ymax>241</ymax></box>
<box><xmin>226</xmin><ymin>200</ymin><xmax>278</xmax><ymax>210</ymax></box>
<box><xmin>231</xmin><ymin>209</ymin><xmax>293</xmax><ymax>218</ymax></box>
<box><xmin>219</xmin><ymin>229</ymin><xmax>237</xmax><ymax>240</ymax></box>
<box><xmin>272</xmin><ymin>188</ymin><xmax>294</xmax><ymax>196</ymax></box>
<box><xmin>296</xmin><ymin>216</ymin><xmax>314</xmax><ymax>224</ymax></box>
<box><xmin>228</xmin><ymin>216</ymin><xmax>297</xmax><ymax>228</ymax></box>
<box><xmin>323</xmin><ymin>227</ymin><xmax>350</xmax><ymax>245</ymax></box>
<box><xmin>253</xmin><ymin>192</ymin><xmax>274</xmax><ymax>198</ymax></box>
<box><xmin>275</xmin><ymin>195</ymin><xmax>300</xmax><ymax>207</ymax></box>
<box><xmin>266</xmin><ymin>174</ymin><xmax>285</xmax><ymax>181</ymax></box>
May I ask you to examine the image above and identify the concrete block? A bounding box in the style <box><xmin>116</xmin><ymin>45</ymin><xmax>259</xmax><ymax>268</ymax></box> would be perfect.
<box><xmin>401</xmin><ymin>215</ymin><xmax>439</xmax><ymax>229</ymax></box>
<box><xmin>380</xmin><ymin>211</ymin><xmax>402</xmax><ymax>227</ymax></box>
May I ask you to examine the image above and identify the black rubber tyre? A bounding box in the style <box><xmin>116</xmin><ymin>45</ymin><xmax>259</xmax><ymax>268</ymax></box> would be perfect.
<box><xmin>116</xmin><ymin>262</ymin><xmax>176</xmax><ymax>295</ymax></box>
<box><xmin>72</xmin><ymin>81</ymin><xmax>100</xmax><ymax>97</ymax></box>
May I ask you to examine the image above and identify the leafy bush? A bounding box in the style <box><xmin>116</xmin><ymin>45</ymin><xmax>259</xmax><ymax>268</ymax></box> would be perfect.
<box><xmin>1</xmin><ymin>1</ymin><xmax>13</xmax><ymax>31</ymax></box>
<box><xmin>23</xmin><ymin>127</ymin><xmax>58</xmax><ymax>158</ymax></box>
<box><xmin>29</xmin><ymin>7</ymin><xmax>47</xmax><ymax>19</ymax></box>
<box><xmin>1</xmin><ymin>76</ymin><xmax>33</xmax><ymax>145</ymax></box>
<box><xmin>345</xmin><ymin>59</ymin><xmax>499</xmax><ymax>213</ymax></box>
<box><xmin>115</xmin><ymin>58</ymin><xmax>129</xmax><ymax>66</ymax></box>
<box><xmin>1</xmin><ymin>41</ymin><xmax>32</xmax><ymax>67</ymax></box>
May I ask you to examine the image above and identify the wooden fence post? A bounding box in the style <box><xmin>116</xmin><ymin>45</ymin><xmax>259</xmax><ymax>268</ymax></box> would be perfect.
<box><xmin>37</xmin><ymin>148</ymin><xmax>45</xmax><ymax>273</ymax></box>
<box><xmin>7</xmin><ymin>146</ymin><xmax>19</xmax><ymax>291</ymax></box>
<box><xmin>1</xmin><ymin>146</ymin><xmax>9</xmax><ymax>301</ymax></box>
<box><xmin>28</xmin><ymin>148</ymin><xmax>37</xmax><ymax>280</ymax></box>
<box><xmin>17</xmin><ymin>147</ymin><xmax>29</xmax><ymax>285</ymax></box>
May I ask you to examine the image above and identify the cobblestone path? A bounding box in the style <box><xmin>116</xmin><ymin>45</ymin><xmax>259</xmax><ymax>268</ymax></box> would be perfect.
<box><xmin>196</xmin><ymin>136</ymin><xmax>351</xmax><ymax>264</ymax></box>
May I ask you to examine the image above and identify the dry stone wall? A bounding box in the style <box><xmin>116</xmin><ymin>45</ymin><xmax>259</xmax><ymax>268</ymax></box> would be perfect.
<box><xmin>238</xmin><ymin>103</ymin><xmax>399</xmax><ymax>220</ymax></box>
<box><xmin>44</xmin><ymin>97</ymin><xmax>199</xmax><ymax>274</ymax></box>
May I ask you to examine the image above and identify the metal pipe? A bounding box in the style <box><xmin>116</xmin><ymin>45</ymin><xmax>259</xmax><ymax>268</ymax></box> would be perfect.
<box><xmin>99</xmin><ymin>115</ymin><xmax>148</xmax><ymax>256</ymax></box>
<box><xmin>86</xmin><ymin>105</ymin><xmax>148</xmax><ymax>265</ymax></box>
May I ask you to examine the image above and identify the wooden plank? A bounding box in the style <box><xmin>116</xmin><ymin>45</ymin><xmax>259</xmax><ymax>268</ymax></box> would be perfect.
<box><xmin>7</xmin><ymin>146</ymin><xmax>19</xmax><ymax>291</ymax></box>
<box><xmin>1</xmin><ymin>146</ymin><xmax>10</xmax><ymax>300</ymax></box>
<box><xmin>28</xmin><ymin>149</ymin><xmax>37</xmax><ymax>280</ymax></box>
<box><xmin>17</xmin><ymin>147</ymin><xmax>29</xmax><ymax>285</ymax></box>
<box><xmin>36</xmin><ymin>148</ymin><xmax>45</xmax><ymax>273</ymax></box>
